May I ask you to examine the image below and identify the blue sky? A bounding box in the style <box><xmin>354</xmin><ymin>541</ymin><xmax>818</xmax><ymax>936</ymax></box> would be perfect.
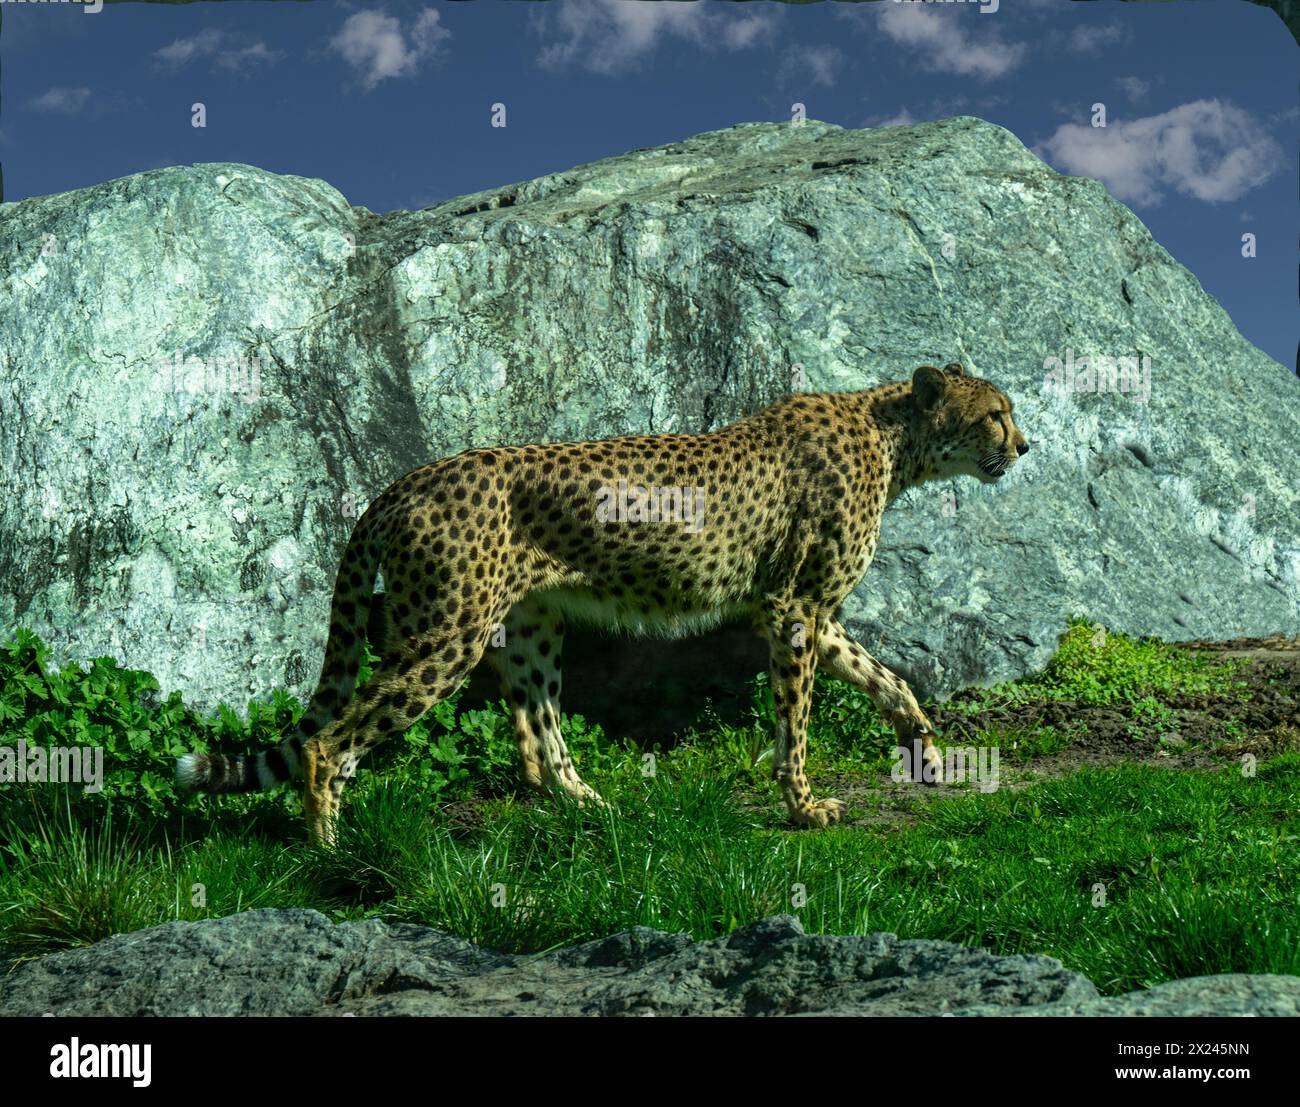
<box><xmin>3</xmin><ymin>0</ymin><xmax>1296</xmax><ymax>369</ymax></box>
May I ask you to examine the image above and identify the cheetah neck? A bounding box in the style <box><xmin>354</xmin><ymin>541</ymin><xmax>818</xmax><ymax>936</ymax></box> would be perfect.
<box><xmin>851</xmin><ymin>385</ymin><xmax>931</xmax><ymax>503</ymax></box>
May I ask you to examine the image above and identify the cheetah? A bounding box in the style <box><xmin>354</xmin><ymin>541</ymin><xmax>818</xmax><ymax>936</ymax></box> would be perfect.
<box><xmin>178</xmin><ymin>362</ymin><xmax>1028</xmax><ymax>844</ymax></box>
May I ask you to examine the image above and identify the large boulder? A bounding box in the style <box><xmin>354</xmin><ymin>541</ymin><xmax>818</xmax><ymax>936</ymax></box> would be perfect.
<box><xmin>2</xmin><ymin>910</ymin><xmax>1296</xmax><ymax>1016</ymax></box>
<box><xmin>1</xmin><ymin>117</ymin><xmax>1296</xmax><ymax>719</ymax></box>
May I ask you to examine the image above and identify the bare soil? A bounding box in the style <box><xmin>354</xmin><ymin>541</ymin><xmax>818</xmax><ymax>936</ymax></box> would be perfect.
<box><xmin>813</xmin><ymin>637</ymin><xmax>1300</xmax><ymax>830</ymax></box>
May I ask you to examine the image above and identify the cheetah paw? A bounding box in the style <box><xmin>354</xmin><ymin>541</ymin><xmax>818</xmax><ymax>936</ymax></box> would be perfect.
<box><xmin>921</xmin><ymin>744</ymin><xmax>944</xmax><ymax>786</ymax></box>
<box><xmin>790</xmin><ymin>797</ymin><xmax>845</xmax><ymax>829</ymax></box>
<box><xmin>558</xmin><ymin>781</ymin><xmax>607</xmax><ymax>810</ymax></box>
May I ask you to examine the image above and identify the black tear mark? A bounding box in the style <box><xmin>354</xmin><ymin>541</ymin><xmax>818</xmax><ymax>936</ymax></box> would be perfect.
<box><xmin>1209</xmin><ymin>535</ymin><xmax>1239</xmax><ymax>560</ymax></box>
<box><xmin>1087</xmin><ymin>483</ymin><xmax>1100</xmax><ymax>510</ymax></box>
<box><xmin>811</xmin><ymin>158</ymin><xmax>865</xmax><ymax>170</ymax></box>
<box><xmin>1121</xmin><ymin>279</ymin><xmax>1133</xmax><ymax>305</ymax></box>
<box><xmin>450</xmin><ymin>191</ymin><xmax>517</xmax><ymax>217</ymax></box>
<box><xmin>1123</xmin><ymin>442</ymin><xmax>1153</xmax><ymax>468</ymax></box>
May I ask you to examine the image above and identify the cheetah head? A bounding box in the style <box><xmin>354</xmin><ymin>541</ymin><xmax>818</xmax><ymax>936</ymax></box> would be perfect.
<box><xmin>911</xmin><ymin>362</ymin><xmax>1029</xmax><ymax>485</ymax></box>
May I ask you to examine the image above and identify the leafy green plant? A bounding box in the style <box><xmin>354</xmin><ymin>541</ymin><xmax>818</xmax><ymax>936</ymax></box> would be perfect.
<box><xmin>982</xmin><ymin>618</ymin><xmax>1247</xmax><ymax>707</ymax></box>
<box><xmin>0</xmin><ymin>628</ymin><xmax>300</xmax><ymax>820</ymax></box>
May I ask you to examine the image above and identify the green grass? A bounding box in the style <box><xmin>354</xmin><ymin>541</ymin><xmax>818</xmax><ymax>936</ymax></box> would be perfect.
<box><xmin>1</xmin><ymin>621</ymin><xmax>1294</xmax><ymax>994</ymax></box>
<box><xmin>975</xmin><ymin>618</ymin><xmax>1249</xmax><ymax>708</ymax></box>
<box><xmin>2</xmin><ymin>753</ymin><xmax>1296</xmax><ymax>992</ymax></box>
<box><xmin>975</xmin><ymin>722</ymin><xmax>1075</xmax><ymax>763</ymax></box>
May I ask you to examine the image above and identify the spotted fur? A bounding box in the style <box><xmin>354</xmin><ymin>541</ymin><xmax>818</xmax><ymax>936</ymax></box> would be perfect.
<box><xmin>177</xmin><ymin>362</ymin><xmax>1028</xmax><ymax>843</ymax></box>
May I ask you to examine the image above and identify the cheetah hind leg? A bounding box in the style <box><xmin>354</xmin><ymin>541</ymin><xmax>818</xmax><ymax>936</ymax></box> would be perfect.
<box><xmin>490</xmin><ymin>597</ymin><xmax>605</xmax><ymax>811</ymax></box>
<box><xmin>762</xmin><ymin>604</ymin><xmax>844</xmax><ymax>829</ymax></box>
<box><xmin>302</xmin><ymin>618</ymin><xmax>497</xmax><ymax>844</ymax></box>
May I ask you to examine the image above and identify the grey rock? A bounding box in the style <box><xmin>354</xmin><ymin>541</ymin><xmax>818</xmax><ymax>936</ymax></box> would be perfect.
<box><xmin>3</xmin><ymin>910</ymin><xmax>1295</xmax><ymax>1017</ymax></box>
<box><xmin>1</xmin><ymin>117</ymin><xmax>1296</xmax><ymax>712</ymax></box>
<box><xmin>965</xmin><ymin>973</ymin><xmax>1300</xmax><ymax>1018</ymax></box>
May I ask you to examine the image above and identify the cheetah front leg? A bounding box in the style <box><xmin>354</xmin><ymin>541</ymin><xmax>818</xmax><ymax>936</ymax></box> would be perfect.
<box><xmin>762</xmin><ymin>603</ymin><xmax>844</xmax><ymax>828</ymax></box>
<box><xmin>817</xmin><ymin>618</ymin><xmax>943</xmax><ymax>784</ymax></box>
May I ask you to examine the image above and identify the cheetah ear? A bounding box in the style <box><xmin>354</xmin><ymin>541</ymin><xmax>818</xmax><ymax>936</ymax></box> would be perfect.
<box><xmin>942</xmin><ymin>362</ymin><xmax>967</xmax><ymax>377</ymax></box>
<box><xmin>911</xmin><ymin>364</ymin><xmax>949</xmax><ymax>410</ymax></box>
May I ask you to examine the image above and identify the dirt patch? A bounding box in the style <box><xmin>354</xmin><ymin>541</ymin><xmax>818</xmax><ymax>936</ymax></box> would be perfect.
<box><xmin>803</xmin><ymin>638</ymin><xmax>1300</xmax><ymax>830</ymax></box>
<box><xmin>1179</xmin><ymin>633</ymin><xmax>1300</xmax><ymax>656</ymax></box>
<box><xmin>435</xmin><ymin>796</ymin><xmax>495</xmax><ymax>833</ymax></box>
<box><xmin>931</xmin><ymin>639</ymin><xmax>1299</xmax><ymax>768</ymax></box>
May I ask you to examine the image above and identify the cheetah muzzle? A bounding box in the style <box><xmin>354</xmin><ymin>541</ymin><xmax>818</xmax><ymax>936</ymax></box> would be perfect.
<box><xmin>177</xmin><ymin>361</ymin><xmax>1029</xmax><ymax>843</ymax></box>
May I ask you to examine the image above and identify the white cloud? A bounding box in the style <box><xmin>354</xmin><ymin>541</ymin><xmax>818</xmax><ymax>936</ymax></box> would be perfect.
<box><xmin>875</xmin><ymin>2</ymin><xmax>1025</xmax><ymax>80</ymax></box>
<box><xmin>1069</xmin><ymin>22</ymin><xmax>1127</xmax><ymax>53</ymax></box>
<box><xmin>218</xmin><ymin>42</ymin><xmax>281</xmax><ymax>71</ymax></box>
<box><xmin>722</xmin><ymin>10</ymin><xmax>776</xmax><ymax>50</ymax></box>
<box><xmin>155</xmin><ymin>28</ymin><xmax>224</xmax><ymax>67</ymax></box>
<box><xmin>1036</xmin><ymin>100</ymin><xmax>1284</xmax><ymax>206</ymax></box>
<box><xmin>155</xmin><ymin>28</ymin><xmax>282</xmax><ymax>72</ymax></box>
<box><xmin>778</xmin><ymin>45</ymin><xmax>844</xmax><ymax>89</ymax></box>
<box><xmin>865</xmin><ymin>107</ymin><xmax>919</xmax><ymax>128</ymax></box>
<box><xmin>328</xmin><ymin>8</ymin><xmax>451</xmax><ymax>90</ymax></box>
<box><xmin>30</xmin><ymin>86</ymin><xmax>93</xmax><ymax>114</ymax></box>
<box><xmin>411</xmin><ymin>9</ymin><xmax>453</xmax><ymax>53</ymax></box>
<box><xmin>534</xmin><ymin>0</ymin><xmax>774</xmax><ymax>74</ymax></box>
<box><xmin>1116</xmin><ymin>75</ymin><xmax>1150</xmax><ymax>100</ymax></box>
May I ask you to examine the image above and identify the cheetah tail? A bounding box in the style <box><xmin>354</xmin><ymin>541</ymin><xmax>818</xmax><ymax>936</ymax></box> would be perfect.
<box><xmin>176</xmin><ymin>514</ymin><xmax>386</xmax><ymax>796</ymax></box>
<box><xmin>175</xmin><ymin>746</ymin><xmax>293</xmax><ymax>795</ymax></box>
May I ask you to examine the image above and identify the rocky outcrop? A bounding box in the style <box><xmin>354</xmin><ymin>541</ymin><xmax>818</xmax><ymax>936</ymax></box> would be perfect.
<box><xmin>2</xmin><ymin>910</ymin><xmax>1295</xmax><ymax>1017</ymax></box>
<box><xmin>2</xmin><ymin>117</ymin><xmax>1296</xmax><ymax>718</ymax></box>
